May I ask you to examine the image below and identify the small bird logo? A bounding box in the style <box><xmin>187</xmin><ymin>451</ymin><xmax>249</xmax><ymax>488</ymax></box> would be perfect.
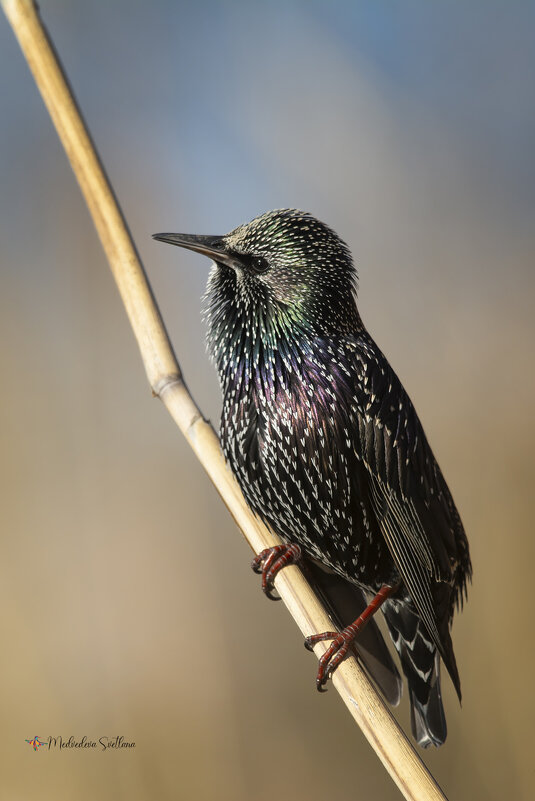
<box><xmin>25</xmin><ymin>736</ymin><xmax>47</xmax><ymax>751</ymax></box>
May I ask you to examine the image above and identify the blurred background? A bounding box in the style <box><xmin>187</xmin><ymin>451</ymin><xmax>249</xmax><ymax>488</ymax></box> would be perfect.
<box><xmin>1</xmin><ymin>1</ymin><xmax>534</xmax><ymax>799</ymax></box>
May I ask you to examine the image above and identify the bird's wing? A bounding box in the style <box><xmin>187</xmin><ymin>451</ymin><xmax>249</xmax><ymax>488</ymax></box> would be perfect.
<box><xmin>345</xmin><ymin>336</ymin><xmax>467</xmax><ymax>664</ymax></box>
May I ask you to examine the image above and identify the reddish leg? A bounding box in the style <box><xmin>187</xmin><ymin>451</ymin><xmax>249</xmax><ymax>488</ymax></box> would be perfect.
<box><xmin>305</xmin><ymin>583</ymin><xmax>399</xmax><ymax>691</ymax></box>
<box><xmin>252</xmin><ymin>544</ymin><xmax>302</xmax><ymax>600</ymax></box>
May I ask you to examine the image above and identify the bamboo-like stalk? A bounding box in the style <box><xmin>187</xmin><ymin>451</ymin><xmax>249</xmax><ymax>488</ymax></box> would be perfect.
<box><xmin>2</xmin><ymin>2</ymin><xmax>449</xmax><ymax>800</ymax></box>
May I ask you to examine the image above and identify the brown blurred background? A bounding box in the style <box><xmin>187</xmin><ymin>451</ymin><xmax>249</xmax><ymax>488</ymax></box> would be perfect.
<box><xmin>1</xmin><ymin>2</ymin><xmax>534</xmax><ymax>799</ymax></box>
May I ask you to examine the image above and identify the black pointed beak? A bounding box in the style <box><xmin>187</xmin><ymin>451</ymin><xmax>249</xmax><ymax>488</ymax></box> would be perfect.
<box><xmin>152</xmin><ymin>232</ymin><xmax>236</xmax><ymax>268</ymax></box>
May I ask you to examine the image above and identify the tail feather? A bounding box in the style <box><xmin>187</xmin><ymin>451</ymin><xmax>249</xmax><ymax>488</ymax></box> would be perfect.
<box><xmin>384</xmin><ymin>600</ymin><xmax>448</xmax><ymax>748</ymax></box>
<box><xmin>409</xmin><ymin>656</ymin><xmax>446</xmax><ymax>748</ymax></box>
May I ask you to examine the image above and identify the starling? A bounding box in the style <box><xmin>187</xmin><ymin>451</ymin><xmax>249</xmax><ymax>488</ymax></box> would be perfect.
<box><xmin>153</xmin><ymin>209</ymin><xmax>471</xmax><ymax>748</ymax></box>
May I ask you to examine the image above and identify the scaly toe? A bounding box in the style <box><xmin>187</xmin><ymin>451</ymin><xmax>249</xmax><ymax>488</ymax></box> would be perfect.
<box><xmin>304</xmin><ymin>631</ymin><xmax>338</xmax><ymax>651</ymax></box>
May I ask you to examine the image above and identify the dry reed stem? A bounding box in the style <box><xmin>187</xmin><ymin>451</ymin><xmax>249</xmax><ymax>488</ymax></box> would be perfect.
<box><xmin>1</xmin><ymin>2</ymin><xmax>449</xmax><ymax>800</ymax></box>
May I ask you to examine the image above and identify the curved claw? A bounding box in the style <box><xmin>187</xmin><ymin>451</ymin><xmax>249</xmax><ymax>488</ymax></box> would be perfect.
<box><xmin>304</xmin><ymin>629</ymin><xmax>348</xmax><ymax>689</ymax></box>
<box><xmin>264</xmin><ymin>585</ymin><xmax>281</xmax><ymax>601</ymax></box>
<box><xmin>251</xmin><ymin>544</ymin><xmax>302</xmax><ymax>600</ymax></box>
<box><xmin>251</xmin><ymin>558</ymin><xmax>263</xmax><ymax>575</ymax></box>
<box><xmin>314</xmin><ymin>636</ymin><xmax>346</xmax><ymax>688</ymax></box>
<box><xmin>251</xmin><ymin>548</ymin><xmax>278</xmax><ymax>580</ymax></box>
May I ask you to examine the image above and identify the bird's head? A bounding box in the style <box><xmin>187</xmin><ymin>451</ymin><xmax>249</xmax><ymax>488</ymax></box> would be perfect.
<box><xmin>153</xmin><ymin>209</ymin><xmax>360</xmax><ymax>342</ymax></box>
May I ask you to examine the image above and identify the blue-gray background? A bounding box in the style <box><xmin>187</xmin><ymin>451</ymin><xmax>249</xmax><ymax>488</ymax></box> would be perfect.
<box><xmin>1</xmin><ymin>2</ymin><xmax>534</xmax><ymax>799</ymax></box>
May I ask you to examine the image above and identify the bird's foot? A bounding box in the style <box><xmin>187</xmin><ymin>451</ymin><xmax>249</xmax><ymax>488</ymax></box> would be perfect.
<box><xmin>304</xmin><ymin>583</ymin><xmax>398</xmax><ymax>691</ymax></box>
<box><xmin>251</xmin><ymin>543</ymin><xmax>302</xmax><ymax>600</ymax></box>
<box><xmin>304</xmin><ymin>627</ymin><xmax>357</xmax><ymax>692</ymax></box>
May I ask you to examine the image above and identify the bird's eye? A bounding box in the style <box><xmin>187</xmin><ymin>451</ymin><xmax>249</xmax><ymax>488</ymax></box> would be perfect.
<box><xmin>238</xmin><ymin>253</ymin><xmax>270</xmax><ymax>275</ymax></box>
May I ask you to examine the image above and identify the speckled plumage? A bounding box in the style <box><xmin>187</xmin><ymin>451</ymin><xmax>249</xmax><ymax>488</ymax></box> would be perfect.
<box><xmin>153</xmin><ymin>209</ymin><xmax>472</xmax><ymax>747</ymax></box>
